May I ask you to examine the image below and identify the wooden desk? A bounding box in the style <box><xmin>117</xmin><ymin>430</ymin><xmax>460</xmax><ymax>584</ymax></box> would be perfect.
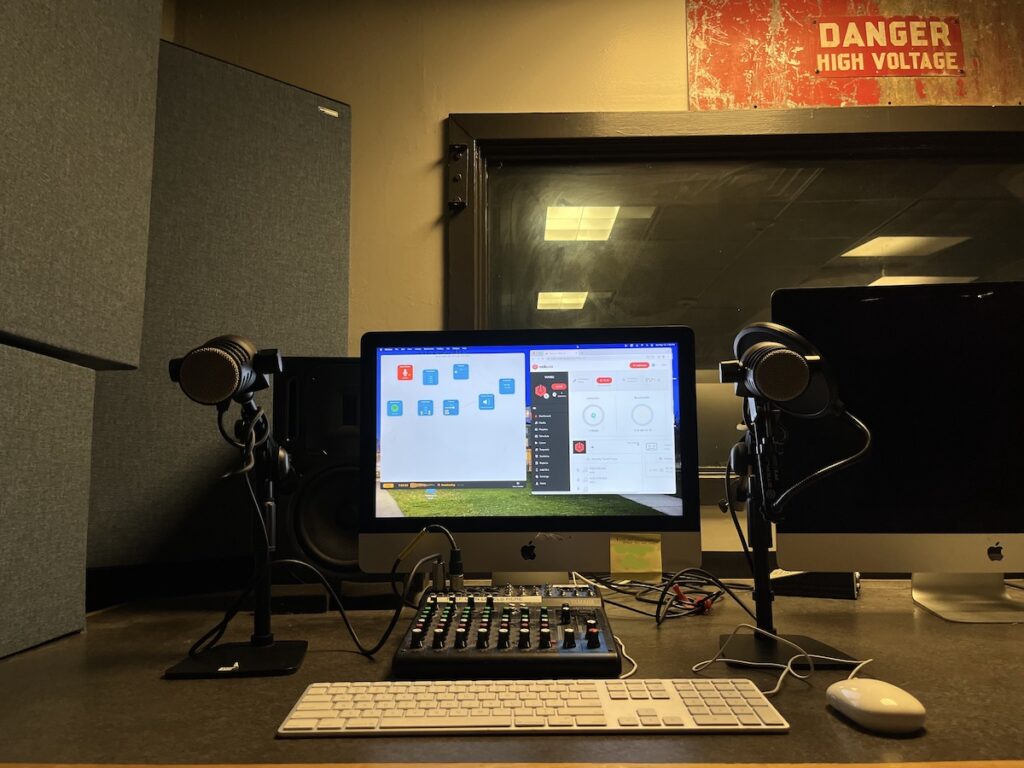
<box><xmin>0</xmin><ymin>581</ymin><xmax>1021</xmax><ymax>764</ymax></box>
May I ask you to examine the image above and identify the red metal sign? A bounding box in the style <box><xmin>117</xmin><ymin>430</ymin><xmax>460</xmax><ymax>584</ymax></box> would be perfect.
<box><xmin>814</xmin><ymin>16</ymin><xmax>965</xmax><ymax>77</ymax></box>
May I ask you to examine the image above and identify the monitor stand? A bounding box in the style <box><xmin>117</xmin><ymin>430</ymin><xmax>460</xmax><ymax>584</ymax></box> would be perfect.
<box><xmin>912</xmin><ymin>573</ymin><xmax>1024</xmax><ymax>623</ymax></box>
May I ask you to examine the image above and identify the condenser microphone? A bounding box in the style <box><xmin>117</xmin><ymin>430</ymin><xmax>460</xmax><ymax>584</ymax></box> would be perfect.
<box><xmin>169</xmin><ymin>335</ymin><xmax>268</xmax><ymax>405</ymax></box>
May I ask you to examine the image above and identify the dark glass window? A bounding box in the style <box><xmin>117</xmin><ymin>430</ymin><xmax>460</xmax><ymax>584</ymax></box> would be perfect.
<box><xmin>448</xmin><ymin>110</ymin><xmax>1024</xmax><ymax>470</ymax></box>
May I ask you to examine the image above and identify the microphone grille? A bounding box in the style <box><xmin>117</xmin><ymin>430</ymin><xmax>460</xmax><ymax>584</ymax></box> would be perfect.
<box><xmin>751</xmin><ymin>347</ymin><xmax>810</xmax><ymax>403</ymax></box>
<box><xmin>178</xmin><ymin>346</ymin><xmax>241</xmax><ymax>405</ymax></box>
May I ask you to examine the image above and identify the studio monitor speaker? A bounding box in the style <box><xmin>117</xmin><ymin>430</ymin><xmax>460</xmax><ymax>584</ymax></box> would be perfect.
<box><xmin>273</xmin><ymin>357</ymin><xmax>364</xmax><ymax>581</ymax></box>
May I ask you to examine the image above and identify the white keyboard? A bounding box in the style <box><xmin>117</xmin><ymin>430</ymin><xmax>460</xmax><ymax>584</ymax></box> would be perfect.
<box><xmin>278</xmin><ymin>678</ymin><xmax>789</xmax><ymax>736</ymax></box>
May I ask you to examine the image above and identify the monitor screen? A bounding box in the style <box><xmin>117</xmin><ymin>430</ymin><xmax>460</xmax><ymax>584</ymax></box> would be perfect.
<box><xmin>359</xmin><ymin>328</ymin><xmax>699</xmax><ymax>537</ymax></box>
<box><xmin>772</xmin><ymin>281</ymin><xmax>1024</xmax><ymax>537</ymax></box>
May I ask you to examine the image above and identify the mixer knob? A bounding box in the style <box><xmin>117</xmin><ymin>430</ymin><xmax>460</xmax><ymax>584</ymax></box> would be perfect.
<box><xmin>562</xmin><ymin>628</ymin><xmax>576</xmax><ymax>649</ymax></box>
<box><xmin>585</xmin><ymin>618</ymin><xmax>598</xmax><ymax>630</ymax></box>
<box><xmin>560</xmin><ymin>604</ymin><xmax>571</xmax><ymax>625</ymax></box>
<box><xmin>410</xmin><ymin>628</ymin><xmax>424</xmax><ymax>649</ymax></box>
<box><xmin>520</xmin><ymin>607</ymin><xmax>530</xmax><ymax>618</ymax></box>
<box><xmin>454</xmin><ymin>628</ymin><xmax>468</xmax><ymax>649</ymax></box>
<box><xmin>476</xmin><ymin>627</ymin><xmax>489</xmax><ymax>649</ymax></box>
<box><xmin>518</xmin><ymin>628</ymin><xmax>531</xmax><ymax>649</ymax></box>
<box><xmin>538</xmin><ymin>628</ymin><xmax>552</xmax><ymax>649</ymax></box>
<box><xmin>486</xmin><ymin>595</ymin><xmax>494</xmax><ymax>608</ymax></box>
<box><xmin>467</xmin><ymin>595</ymin><xmax>475</xmax><ymax>608</ymax></box>
<box><xmin>432</xmin><ymin>628</ymin><xmax>445</xmax><ymax>649</ymax></box>
<box><xmin>586</xmin><ymin>627</ymin><xmax>601</xmax><ymax>649</ymax></box>
<box><xmin>497</xmin><ymin>628</ymin><xmax>511</xmax><ymax>649</ymax></box>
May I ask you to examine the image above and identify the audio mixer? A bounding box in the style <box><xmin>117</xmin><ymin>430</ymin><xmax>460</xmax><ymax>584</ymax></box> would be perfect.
<box><xmin>392</xmin><ymin>584</ymin><xmax>621</xmax><ymax>679</ymax></box>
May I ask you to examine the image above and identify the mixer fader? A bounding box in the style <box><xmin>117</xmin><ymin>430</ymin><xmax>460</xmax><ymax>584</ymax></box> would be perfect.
<box><xmin>392</xmin><ymin>584</ymin><xmax>621</xmax><ymax>679</ymax></box>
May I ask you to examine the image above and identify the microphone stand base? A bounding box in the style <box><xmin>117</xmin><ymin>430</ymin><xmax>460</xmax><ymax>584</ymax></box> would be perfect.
<box><xmin>164</xmin><ymin>640</ymin><xmax>307</xmax><ymax>679</ymax></box>
<box><xmin>719</xmin><ymin>633</ymin><xmax>854</xmax><ymax>670</ymax></box>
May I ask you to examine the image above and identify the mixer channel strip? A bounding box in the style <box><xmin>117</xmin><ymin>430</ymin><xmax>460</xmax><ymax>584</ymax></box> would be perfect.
<box><xmin>391</xmin><ymin>586</ymin><xmax>621</xmax><ymax>679</ymax></box>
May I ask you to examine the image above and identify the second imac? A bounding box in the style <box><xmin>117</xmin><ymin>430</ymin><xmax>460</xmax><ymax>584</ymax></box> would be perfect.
<box><xmin>772</xmin><ymin>282</ymin><xmax>1024</xmax><ymax>623</ymax></box>
<box><xmin>357</xmin><ymin>327</ymin><xmax>701</xmax><ymax>581</ymax></box>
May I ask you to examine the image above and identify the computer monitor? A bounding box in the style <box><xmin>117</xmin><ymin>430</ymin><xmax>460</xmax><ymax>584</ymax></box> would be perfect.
<box><xmin>358</xmin><ymin>327</ymin><xmax>700</xmax><ymax>579</ymax></box>
<box><xmin>771</xmin><ymin>282</ymin><xmax>1024</xmax><ymax>622</ymax></box>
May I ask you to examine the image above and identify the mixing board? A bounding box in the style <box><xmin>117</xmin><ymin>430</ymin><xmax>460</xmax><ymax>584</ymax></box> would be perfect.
<box><xmin>392</xmin><ymin>584</ymin><xmax>621</xmax><ymax>679</ymax></box>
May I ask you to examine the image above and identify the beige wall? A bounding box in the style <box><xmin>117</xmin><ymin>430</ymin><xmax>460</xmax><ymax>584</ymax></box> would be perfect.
<box><xmin>168</xmin><ymin>0</ymin><xmax>689</xmax><ymax>353</ymax></box>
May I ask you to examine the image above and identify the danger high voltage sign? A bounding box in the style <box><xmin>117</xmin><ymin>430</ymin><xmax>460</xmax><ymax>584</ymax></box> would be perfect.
<box><xmin>814</xmin><ymin>16</ymin><xmax>965</xmax><ymax>77</ymax></box>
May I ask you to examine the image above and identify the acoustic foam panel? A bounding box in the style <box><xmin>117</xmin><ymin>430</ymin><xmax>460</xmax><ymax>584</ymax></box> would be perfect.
<box><xmin>0</xmin><ymin>345</ymin><xmax>95</xmax><ymax>658</ymax></box>
<box><xmin>88</xmin><ymin>43</ymin><xmax>351</xmax><ymax>568</ymax></box>
<box><xmin>0</xmin><ymin>0</ymin><xmax>160</xmax><ymax>370</ymax></box>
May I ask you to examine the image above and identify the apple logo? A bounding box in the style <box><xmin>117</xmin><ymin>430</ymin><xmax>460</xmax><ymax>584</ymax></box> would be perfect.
<box><xmin>987</xmin><ymin>542</ymin><xmax>1004</xmax><ymax>562</ymax></box>
<box><xmin>520</xmin><ymin>542</ymin><xmax>537</xmax><ymax>561</ymax></box>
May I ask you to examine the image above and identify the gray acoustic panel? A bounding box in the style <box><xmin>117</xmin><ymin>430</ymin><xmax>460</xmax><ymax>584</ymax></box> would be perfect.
<box><xmin>0</xmin><ymin>345</ymin><xmax>94</xmax><ymax>658</ymax></box>
<box><xmin>89</xmin><ymin>43</ymin><xmax>351</xmax><ymax>568</ymax></box>
<box><xmin>0</xmin><ymin>0</ymin><xmax>160</xmax><ymax>370</ymax></box>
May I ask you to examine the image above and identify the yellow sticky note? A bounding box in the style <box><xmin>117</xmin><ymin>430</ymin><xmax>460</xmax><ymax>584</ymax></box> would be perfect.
<box><xmin>610</xmin><ymin>533</ymin><xmax>663</xmax><ymax>580</ymax></box>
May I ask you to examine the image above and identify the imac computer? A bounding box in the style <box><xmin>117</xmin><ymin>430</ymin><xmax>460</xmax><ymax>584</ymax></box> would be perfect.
<box><xmin>772</xmin><ymin>282</ymin><xmax>1024</xmax><ymax>622</ymax></box>
<box><xmin>357</xmin><ymin>327</ymin><xmax>700</xmax><ymax>580</ymax></box>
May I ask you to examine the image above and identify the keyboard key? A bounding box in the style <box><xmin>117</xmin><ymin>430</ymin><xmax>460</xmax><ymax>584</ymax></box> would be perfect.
<box><xmin>662</xmin><ymin>715</ymin><xmax>686</xmax><ymax>726</ymax></box>
<box><xmin>381</xmin><ymin>716</ymin><xmax>512</xmax><ymax>729</ymax></box>
<box><xmin>298</xmin><ymin>710</ymin><xmax>336</xmax><ymax>719</ymax></box>
<box><xmin>753</xmin><ymin>706</ymin><xmax>786</xmax><ymax>726</ymax></box>
<box><xmin>574</xmin><ymin>715</ymin><xmax>607</xmax><ymax>727</ymax></box>
<box><xmin>515</xmin><ymin>715</ymin><xmax>545</xmax><ymax>726</ymax></box>
<box><xmin>547</xmin><ymin>716</ymin><xmax>574</xmax><ymax>727</ymax></box>
<box><xmin>640</xmin><ymin>716</ymin><xmax>662</xmax><ymax>727</ymax></box>
<box><xmin>693</xmin><ymin>715</ymin><xmax>739</xmax><ymax>726</ymax></box>
<box><xmin>618</xmin><ymin>716</ymin><xmax>639</xmax><ymax>726</ymax></box>
<box><xmin>281</xmin><ymin>719</ymin><xmax>318</xmax><ymax>731</ymax></box>
<box><xmin>344</xmin><ymin>718</ymin><xmax>379</xmax><ymax>729</ymax></box>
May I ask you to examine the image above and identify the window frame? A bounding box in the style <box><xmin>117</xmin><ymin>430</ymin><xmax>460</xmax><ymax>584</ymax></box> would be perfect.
<box><xmin>444</xmin><ymin>106</ymin><xmax>1024</xmax><ymax>330</ymax></box>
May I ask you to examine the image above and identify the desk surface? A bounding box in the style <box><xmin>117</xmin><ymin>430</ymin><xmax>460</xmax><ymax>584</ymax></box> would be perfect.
<box><xmin>0</xmin><ymin>581</ymin><xmax>1021</xmax><ymax>764</ymax></box>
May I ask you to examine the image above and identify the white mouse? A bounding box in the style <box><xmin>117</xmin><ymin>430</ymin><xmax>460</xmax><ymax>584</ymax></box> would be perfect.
<box><xmin>826</xmin><ymin>678</ymin><xmax>926</xmax><ymax>734</ymax></box>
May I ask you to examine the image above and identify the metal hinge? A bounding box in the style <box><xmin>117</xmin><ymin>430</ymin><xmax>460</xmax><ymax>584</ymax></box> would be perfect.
<box><xmin>446</xmin><ymin>143</ymin><xmax>469</xmax><ymax>213</ymax></box>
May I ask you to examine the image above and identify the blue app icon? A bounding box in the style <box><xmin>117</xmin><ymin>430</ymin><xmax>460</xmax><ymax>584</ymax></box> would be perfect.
<box><xmin>499</xmin><ymin>378</ymin><xmax>515</xmax><ymax>395</ymax></box>
<box><xmin>479</xmin><ymin>394</ymin><xmax>495</xmax><ymax>410</ymax></box>
<box><xmin>386</xmin><ymin>400</ymin><xmax>403</xmax><ymax>417</ymax></box>
<box><xmin>453</xmin><ymin>363</ymin><xmax>470</xmax><ymax>380</ymax></box>
<box><xmin>443</xmin><ymin>399</ymin><xmax>459</xmax><ymax>416</ymax></box>
<box><xmin>417</xmin><ymin>399</ymin><xmax>434</xmax><ymax>416</ymax></box>
<box><xmin>423</xmin><ymin>369</ymin><xmax>439</xmax><ymax>385</ymax></box>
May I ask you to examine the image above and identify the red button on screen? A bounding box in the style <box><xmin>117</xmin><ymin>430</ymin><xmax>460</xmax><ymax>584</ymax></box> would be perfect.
<box><xmin>596</xmin><ymin>377</ymin><xmax>612</xmax><ymax>384</ymax></box>
<box><xmin>552</xmin><ymin>382</ymin><xmax>567</xmax><ymax>391</ymax></box>
<box><xmin>629</xmin><ymin>361</ymin><xmax>650</xmax><ymax>369</ymax></box>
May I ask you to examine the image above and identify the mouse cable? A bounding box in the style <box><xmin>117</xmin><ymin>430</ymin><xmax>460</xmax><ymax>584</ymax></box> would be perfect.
<box><xmin>692</xmin><ymin>623</ymin><xmax>873</xmax><ymax>697</ymax></box>
<box><xmin>615</xmin><ymin>635</ymin><xmax>638</xmax><ymax>679</ymax></box>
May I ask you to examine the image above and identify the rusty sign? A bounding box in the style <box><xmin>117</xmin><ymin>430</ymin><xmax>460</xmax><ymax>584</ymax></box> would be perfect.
<box><xmin>688</xmin><ymin>0</ymin><xmax>1024</xmax><ymax>109</ymax></box>
<box><xmin>815</xmin><ymin>16</ymin><xmax>965</xmax><ymax>77</ymax></box>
